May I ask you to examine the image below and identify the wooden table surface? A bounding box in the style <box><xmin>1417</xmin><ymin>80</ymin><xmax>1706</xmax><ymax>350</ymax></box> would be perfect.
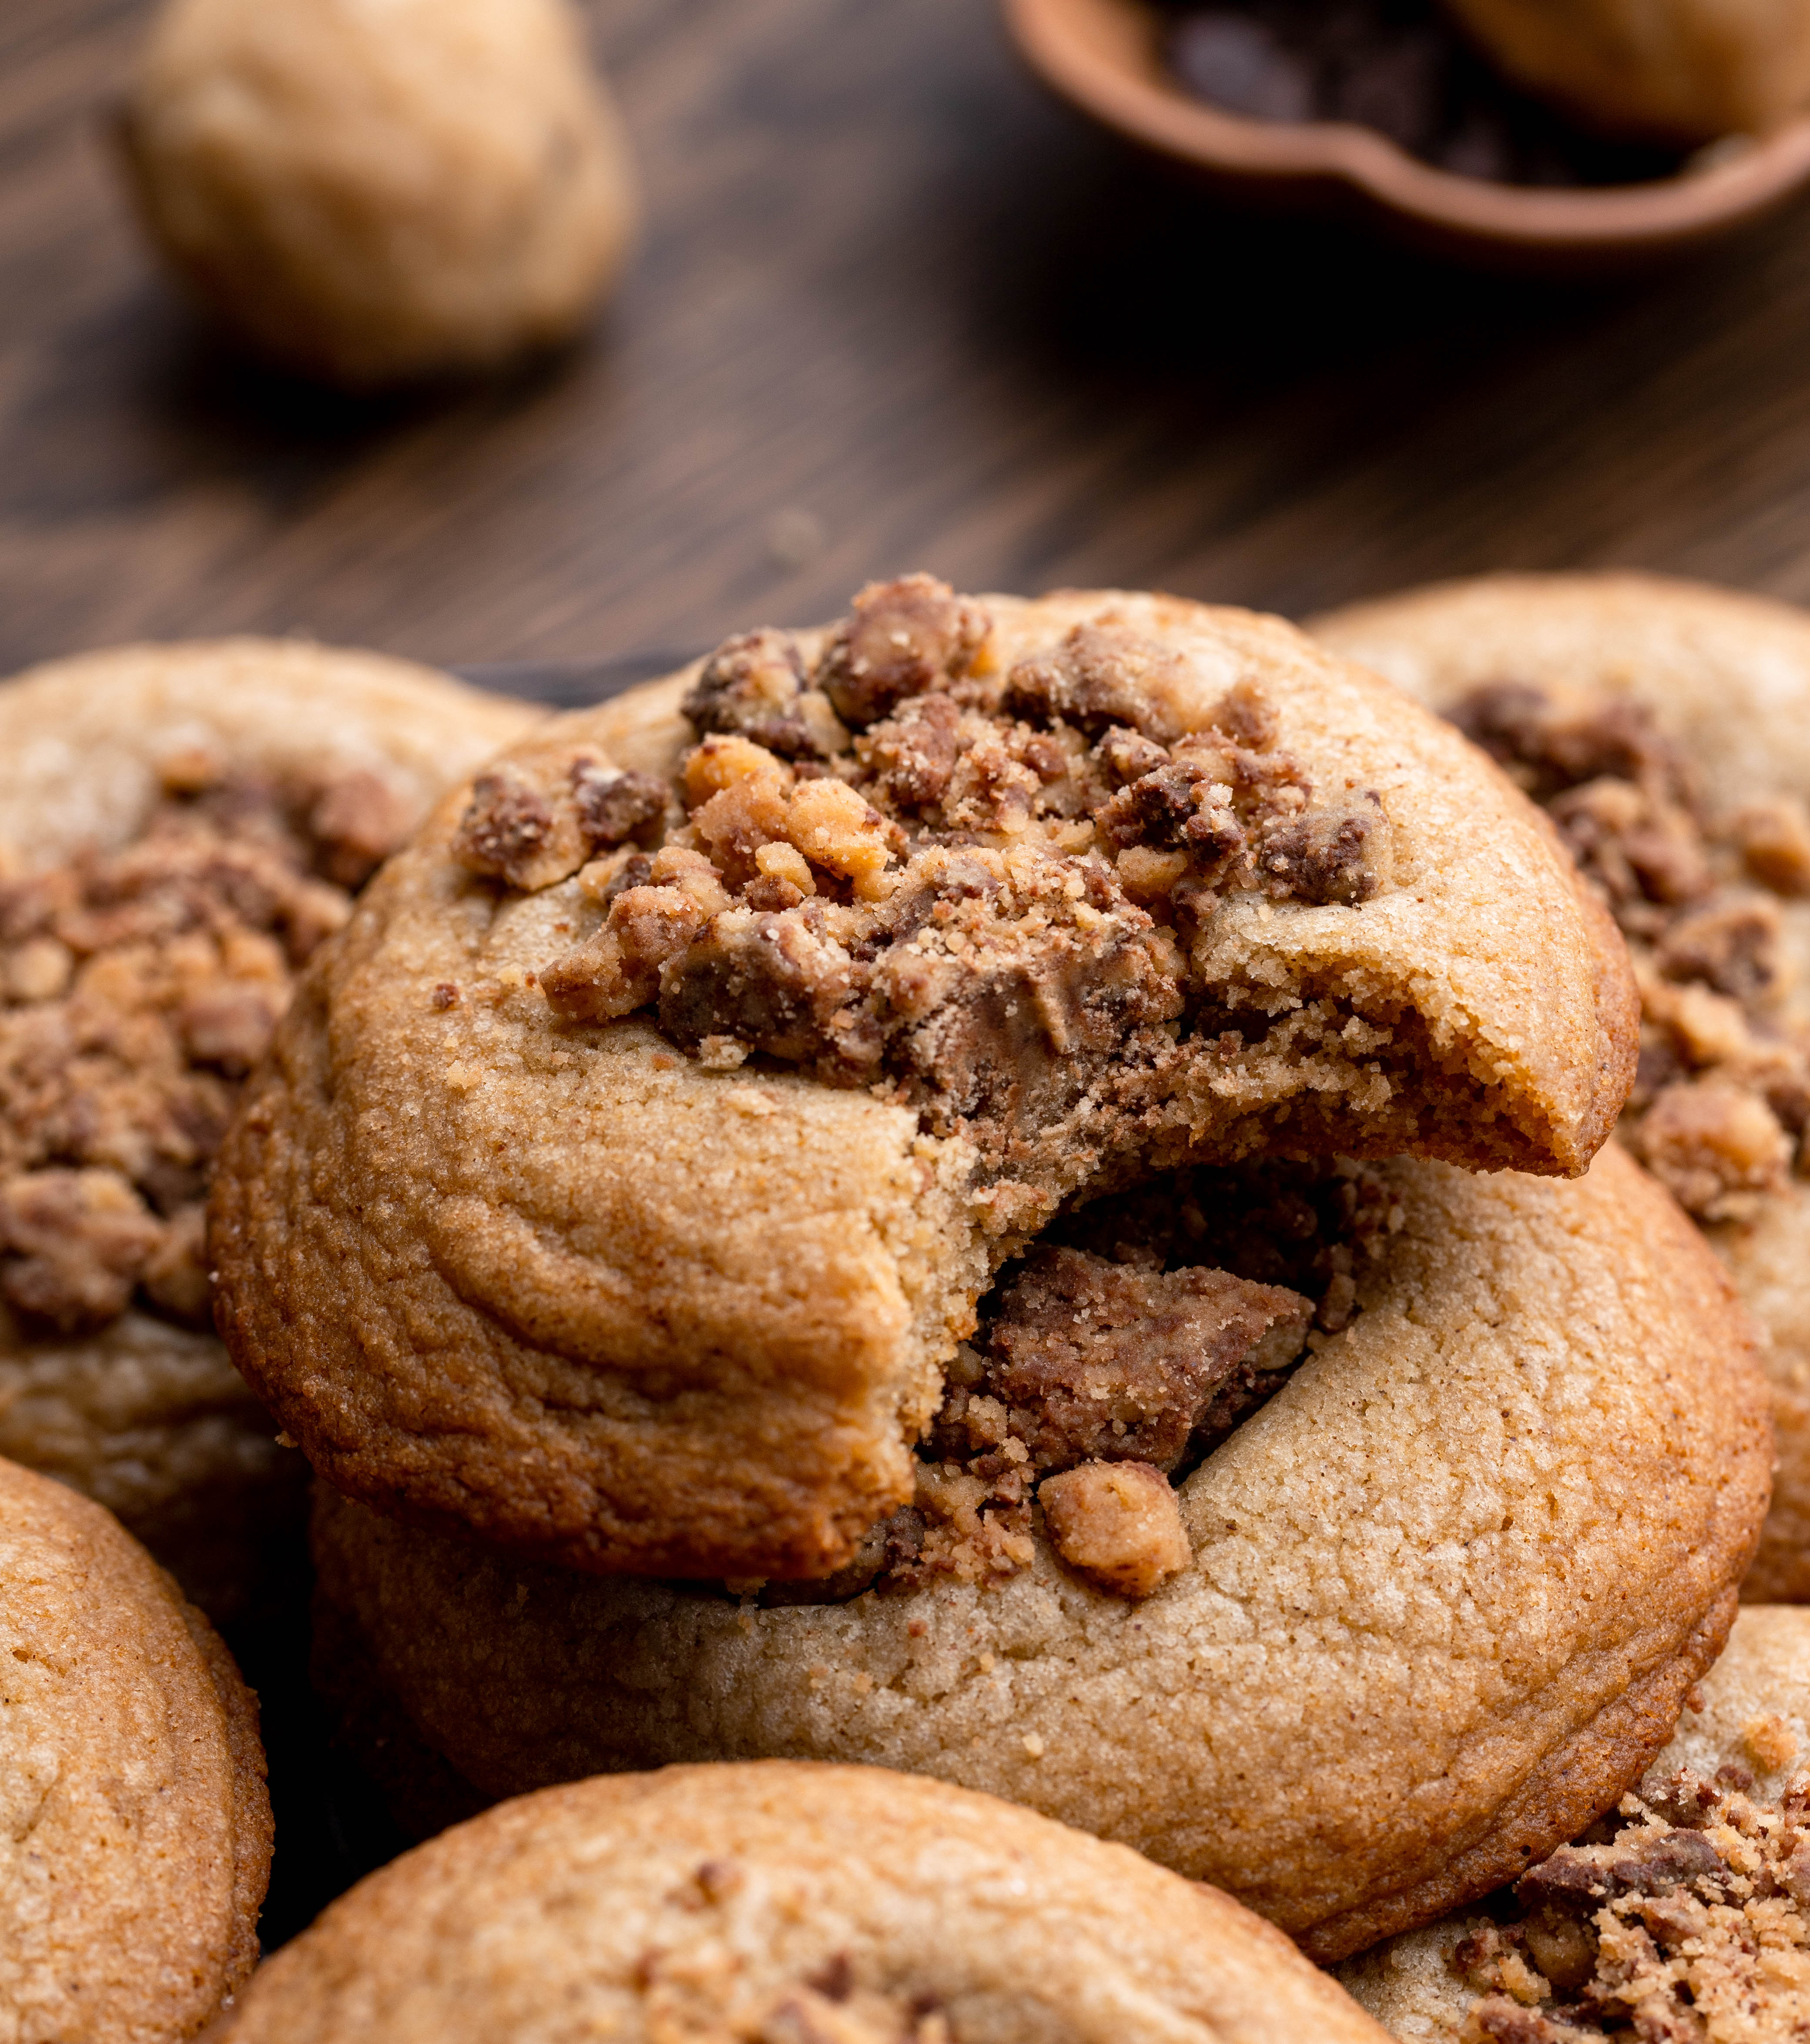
<box><xmin>10</xmin><ymin>0</ymin><xmax>1810</xmax><ymax>680</ymax></box>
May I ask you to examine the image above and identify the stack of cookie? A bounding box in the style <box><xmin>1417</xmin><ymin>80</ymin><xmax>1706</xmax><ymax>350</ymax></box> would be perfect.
<box><xmin>193</xmin><ymin>572</ymin><xmax>1768</xmax><ymax>1976</ymax></box>
<box><xmin>3</xmin><ymin>577</ymin><xmax>1800</xmax><ymax>2041</ymax></box>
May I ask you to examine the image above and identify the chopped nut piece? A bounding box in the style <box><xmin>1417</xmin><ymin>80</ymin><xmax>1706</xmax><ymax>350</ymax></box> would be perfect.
<box><xmin>1039</xmin><ymin>1459</ymin><xmax>1192</xmax><ymax>1599</ymax></box>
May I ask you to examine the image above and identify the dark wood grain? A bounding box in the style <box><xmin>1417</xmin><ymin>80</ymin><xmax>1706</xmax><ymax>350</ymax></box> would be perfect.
<box><xmin>7</xmin><ymin>0</ymin><xmax>1810</xmax><ymax>682</ymax></box>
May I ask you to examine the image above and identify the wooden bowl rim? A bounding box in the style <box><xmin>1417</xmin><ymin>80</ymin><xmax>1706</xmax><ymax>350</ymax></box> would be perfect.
<box><xmin>1003</xmin><ymin>0</ymin><xmax>1810</xmax><ymax>251</ymax></box>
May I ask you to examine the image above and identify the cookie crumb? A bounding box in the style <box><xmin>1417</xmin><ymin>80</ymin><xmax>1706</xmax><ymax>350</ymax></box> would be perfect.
<box><xmin>1038</xmin><ymin>1459</ymin><xmax>1193</xmax><ymax>1600</ymax></box>
<box><xmin>1744</xmin><ymin>1713</ymin><xmax>1799</xmax><ymax>1772</ymax></box>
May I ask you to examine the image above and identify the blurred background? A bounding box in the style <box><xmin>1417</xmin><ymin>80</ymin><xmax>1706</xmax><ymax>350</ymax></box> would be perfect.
<box><xmin>13</xmin><ymin>0</ymin><xmax>1810</xmax><ymax>679</ymax></box>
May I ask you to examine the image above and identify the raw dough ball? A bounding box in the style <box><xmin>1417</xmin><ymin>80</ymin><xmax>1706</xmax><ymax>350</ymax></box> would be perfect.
<box><xmin>119</xmin><ymin>0</ymin><xmax>639</xmax><ymax>389</ymax></box>
<box><xmin>1440</xmin><ymin>0</ymin><xmax>1810</xmax><ymax>144</ymax></box>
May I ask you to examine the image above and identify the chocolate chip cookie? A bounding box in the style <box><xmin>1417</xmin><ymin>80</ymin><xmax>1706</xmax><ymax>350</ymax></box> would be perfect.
<box><xmin>0</xmin><ymin>639</ymin><xmax>539</xmax><ymax>1613</ymax></box>
<box><xmin>309</xmin><ymin>1140</ymin><xmax>1767</xmax><ymax>1961</ymax></box>
<box><xmin>212</xmin><ymin>579</ymin><xmax>1639</xmax><ymax>1584</ymax></box>
<box><xmin>211</xmin><ymin>1761</ymin><xmax>1392</xmax><ymax>2044</ymax></box>
<box><xmin>1341</xmin><ymin>1604</ymin><xmax>1810</xmax><ymax>2040</ymax></box>
<box><xmin>1314</xmin><ymin>571</ymin><xmax>1810</xmax><ymax>1602</ymax></box>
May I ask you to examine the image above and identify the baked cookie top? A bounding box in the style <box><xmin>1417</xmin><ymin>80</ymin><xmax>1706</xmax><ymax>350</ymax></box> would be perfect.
<box><xmin>0</xmin><ymin>639</ymin><xmax>537</xmax><ymax>1359</ymax></box>
<box><xmin>212</xmin><ymin>1760</ymin><xmax>1392</xmax><ymax>2044</ymax></box>
<box><xmin>312</xmin><ymin>1141</ymin><xmax>1771</xmax><ymax>1961</ymax></box>
<box><xmin>1314</xmin><ymin>572</ymin><xmax>1810</xmax><ymax>1599</ymax></box>
<box><xmin>1341</xmin><ymin>1605</ymin><xmax>1810</xmax><ymax>2043</ymax></box>
<box><xmin>211</xmin><ymin>580</ymin><xmax>1639</xmax><ymax>1581</ymax></box>
<box><xmin>0</xmin><ymin>1454</ymin><xmax>271</xmax><ymax>2042</ymax></box>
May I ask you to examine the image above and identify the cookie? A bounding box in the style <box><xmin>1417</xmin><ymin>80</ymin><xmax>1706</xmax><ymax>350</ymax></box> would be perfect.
<box><xmin>308</xmin><ymin>1140</ymin><xmax>1768</xmax><ymax>1961</ymax></box>
<box><xmin>212</xmin><ymin>577</ymin><xmax>1639</xmax><ymax>1584</ymax></box>
<box><xmin>1339</xmin><ymin>1605</ymin><xmax>1810</xmax><ymax>2041</ymax></box>
<box><xmin>212</xmin><ymin>1760</ymin><xmax>1390</xmax><ymax>2044</ymax></box>
<box><xmin>0</xmin><ymin>1453</ymin><xmax>271</xmax><ymax>2043</ymax></box>
<box><xmin>1313</xmin><ymin>571</ymin><xmax>1810</xmax><ymax>1602</ymax></box>
<box><xmin>119</xmin><ymin>0</ymin><xmax>638</xmax><ymax>390</ymax></box>
<box><xmin>1438</xmin><ymin>0</ymin><xmax>1810</xmax><ymax>144</ymax></box>
<box><xmin>0</xmin><ymin>639</ymin><xmax>540</xmax><ymax>1615</ymax></box>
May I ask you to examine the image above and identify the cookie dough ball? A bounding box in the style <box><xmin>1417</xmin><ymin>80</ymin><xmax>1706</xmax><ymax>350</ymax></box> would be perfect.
<box><xmin>310</xmin><ymin>1143</ymin><xmax>1770</xmax><ymax>1963</ymax></box>
<box><xmin>213</xmin><ymin>1762</ymin><xmax>1391</xmax><ymax>2044</ymax></box>
<box><xmin>0</xmin><ymin>1455</ymin><xmax>272</xmax><ymax>2043</ymax></box>
<box><xmin>118</xmin><ymin>0</ymin><xmax>639</xmax><ymax>389</ymax></box>
<box><xmin>212</xmin><ymin>580</ymin><xmax>1641</xmax><ymax>1586</ymax></box>
<box><xmin>1440</xmin><ymin>0</ymin><xmax>1810</xmax><ymax>144</ymax></box>
<box><xmin>1340</xmin><ymin>1606</ymin><xmax>1810</xmax><ymax>2039</ymax></box>
<box><xmin>0</xmin><ymin>639</ymin><xmax>540</xmax><ymax>1617</ymax></box>
<box><xmin>1312</xmin><ymin>572</ymin><xmax>1810</xmax><ymax>1605</ymax></box>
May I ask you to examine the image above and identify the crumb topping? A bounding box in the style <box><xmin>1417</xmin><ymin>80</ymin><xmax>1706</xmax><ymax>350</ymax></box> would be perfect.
<box><xmin>1454</xmin><ymin>681</ymin><xmax>1810</xmax><ymax>1224</ymax></box>
<box><xmin>1447</xmin><ymin>1765</ymin><xmax>1810</xmax><ymax>2044</ymax></box>
<box><xmin>754</xmin><ymin>1157</ymin><xmax>1394</xmax><ymax>1607</ymax></box>
<box><xmin>456</xmin><ymin>576</ymin><xmax>1403</xmax><ymax>1191</ymax></box>
<box><xmin>0</xmin><ymin>766</ymin><xmax>412</xmax><ymax>1338</ymax></box>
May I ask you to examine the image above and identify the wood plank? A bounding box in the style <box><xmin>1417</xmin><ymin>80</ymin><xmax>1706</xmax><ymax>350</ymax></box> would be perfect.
<box><xmin>2</xmin><ymin>0</ymin><xmax>1810</xmax><ymax>683</ymax></box>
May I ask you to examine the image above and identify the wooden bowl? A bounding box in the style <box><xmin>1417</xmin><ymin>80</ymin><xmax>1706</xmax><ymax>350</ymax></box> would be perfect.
<box><xmin>1002</xmin><ymin>0</ymin><xmax>1810</xmax><ymax>272</ymax></box>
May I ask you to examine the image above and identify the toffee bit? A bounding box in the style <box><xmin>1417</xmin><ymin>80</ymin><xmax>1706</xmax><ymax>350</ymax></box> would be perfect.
<box><xmin>683</xmin><ymin>627</ymin><xmax>846</xmax><ymax>761</ymax></box>
<box><xmin>1039</xmin><ymin>1459</ymin><xmax>1192</xmax><ymax>1600</ymax></box>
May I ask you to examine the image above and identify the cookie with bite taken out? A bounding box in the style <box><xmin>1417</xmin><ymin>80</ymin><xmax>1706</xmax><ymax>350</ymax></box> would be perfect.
<box><xmin>211</xmin><ymin>575</ymin><xmax>1641</xmax><ymax>1587</ymax></box>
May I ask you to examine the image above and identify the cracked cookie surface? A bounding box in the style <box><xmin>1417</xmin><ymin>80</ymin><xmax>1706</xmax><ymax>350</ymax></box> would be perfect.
<box><xmin>213</xmin><ymin>584</ymin><xmax>1638</xmax><ymax>1582</ymax></box>
<box><xmin>0</xmin><ymin>640</ymin><xmax>539</xmax><ymax>1614</ymax></box>
<box><xmin>211</xmin><ymin>1761</ymin><xmax>1390</xmax><ymax>2044</ymax></box>
<box><xmin>1314</xmin><ymin>572</ymin><xmax>1810</xmax><ymax>1602</ymax></box>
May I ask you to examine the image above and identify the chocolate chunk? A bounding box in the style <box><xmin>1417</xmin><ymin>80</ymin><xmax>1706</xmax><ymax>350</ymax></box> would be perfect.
<box><xmin>1258</xmin><ymin>793</ymin><xmax>1393</xmax><ymax>905</ymax></box>
<box><xmin>1168</xmin><ymin>13</ymin><xmax>1313</xmax><ymax>121</ymax></box>
<box><xmin>1654</xmin><ymin>896</ymin><xmax>1781</xmax><ymax>1003</ymax></box>
<box><xmin>684</xmin><ymin>629</ymin><xmax>843</xmax><ymax>761</ymax></box>
<box><xmin>1004</xmin><ymin>623</ymin><xmax>1189</xmax><ymax>741</ymax></box>
<box><xmin>657</xmin><ymin>908</ymin><xmax>876</xmax><ymax>1070</ymax></box>
<box><xmin>962</xmin><ymin>1245</ymin><xmax>1311</xmax><ymax>1474</ymax></box>
<box><xmin>817</xmin><ymin>575</ymin><xmax>990</xmax><ymax>730</ymax></box>
<box><xmin>573</xmin><ymin>763</ymin><xmax>668</xmax><ymax>851</ymax></box>
<box><xmin>859</xmin><ymin>693</ymin><xmax>964</xmax><ymax>813</ymax></box>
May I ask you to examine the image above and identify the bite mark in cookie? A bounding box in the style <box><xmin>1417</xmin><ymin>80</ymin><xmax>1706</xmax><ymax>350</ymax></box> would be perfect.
<box><xmin>455</xmin><ymin>578</ymin><xmax>1426</xmax><ymax>1207</ymax></box>
<box><xmin>1453</xmin><ymin>681</ymin><xmax>1810</xmax><ymax>1224</ymax></box>
<box><xmin>520</xmin><ymin>581</ymin><xmax>1395</xmax><ymax>1163</ymax></box>
<box><xmin>752</xmin><ymin>1155</ymin><xmax>1386</xmax><ymax>1604</ymax></box>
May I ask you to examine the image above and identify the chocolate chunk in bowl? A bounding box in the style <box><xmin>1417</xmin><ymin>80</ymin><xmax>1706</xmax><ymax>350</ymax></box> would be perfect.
<box><xmin>1002</xmin><ymin>0</ymin><xmax>1810</xmax><ymax>272</ymax></box>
